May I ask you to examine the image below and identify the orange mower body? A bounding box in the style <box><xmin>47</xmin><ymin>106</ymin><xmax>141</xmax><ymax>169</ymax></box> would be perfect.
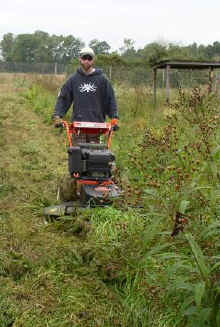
<box><xmin>44</xmin><ymin>121</ymin><xmax>121</xmax><ymax>216</ymax></box>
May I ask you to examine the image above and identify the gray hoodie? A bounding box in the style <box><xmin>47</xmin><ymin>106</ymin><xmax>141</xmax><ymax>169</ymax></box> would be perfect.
<box><xmin>53</xmin><ymin>68</ymin><xmax>118</xmax><ymax>122</ymax></box>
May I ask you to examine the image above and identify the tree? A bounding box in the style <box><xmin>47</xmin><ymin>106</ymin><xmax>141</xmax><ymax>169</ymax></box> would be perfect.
<box><xmin>140</xmin><ymin>42</ymin><xmax>168</xmax><ymax>65</ymax></box>
<box><xmin>89</xmin><ymin>39</ymin><xmax>111</xmax><ymax>55</ymax></box>
<box><xmin>12</xmin><ymin>34</ymin><xmax>40</xmax><ymax>63</ymax></box>
<box><xmin>0</xmin><ymin>33</ymin><xmax>15</xmax><ymax>62</ymax></box>
<box><xmin>49</xmin><ymin>34</ymin><xmax>84</xmax><ymax>64</ymax></box>
<box><xmin>186</xmin><ymin>42</ymin><xmax>199</xmax><ymax>59</ymax></box>
<box><xmin>60</xmin><ymin>35</ymin><xmax>85</xmax><ymax>63</ymax></box>
<box><xmin>211</xmin><ymin>41</ymin><xmax>220</xmax><ymax>60</ymax></box>
<box><xmin>32</xmin><ymin>30</ymin><xmax>52</xmax><ymax>62</ymax></box>
<box><xmin>167</xmin><ymin>43</ymin><xmax>192</xmax><ymax>60</ymax></box>
<box><xmin>96</xmin><ymin>53</ymin><xmax>126</xmax><ymax>67</ymax></box>
<box><xmin>119</xmin><ymin>38</ymin><xmax>136</xmax><ymax>58</ymax></box>
<box><xmin>197</xmin><ymin>44</ymin><xmax>207</xmax><ymax>60</ymax></box>
<box><xmin>0</xmin><ymin>31</ymin><xmax>85</xmax><ymax>64</ymax></box>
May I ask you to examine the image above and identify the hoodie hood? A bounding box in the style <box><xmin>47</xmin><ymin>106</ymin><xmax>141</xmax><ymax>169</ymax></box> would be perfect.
<box><xmin>77</xmin><ymin>67</ymin><xmax>103</xmax><ymax>77</ymax></box>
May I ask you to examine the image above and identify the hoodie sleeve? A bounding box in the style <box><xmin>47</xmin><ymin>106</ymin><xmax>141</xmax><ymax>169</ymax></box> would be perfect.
<box><xmin>105</xmin><ymin>78</ymin><xmax>118</xmax><ymax>119</ymax></box>
<box><xmin>53</xmin><ymin>77</ymin><xmax>74</xmax><ymax>118</ymax></box>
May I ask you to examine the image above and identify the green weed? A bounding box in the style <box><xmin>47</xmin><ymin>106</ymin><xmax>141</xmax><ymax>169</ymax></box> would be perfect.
<box><xmin>0</xmin><ymin>75</ymin><xmax>219</xmax><ymax>326</ymax></box>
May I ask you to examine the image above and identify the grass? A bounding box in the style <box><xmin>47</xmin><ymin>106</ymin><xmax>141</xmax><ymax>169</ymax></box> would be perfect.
<box><xmin>0</xmin><ymin>73</ymin><xmax>219</xmax><ymax>326</ymax></box>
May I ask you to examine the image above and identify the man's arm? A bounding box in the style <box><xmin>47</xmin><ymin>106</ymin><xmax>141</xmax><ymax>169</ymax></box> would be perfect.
<box><xmin>52</xmin><ymin>78</ymin><xmax>74</xmax><ymax>119</ymax></box>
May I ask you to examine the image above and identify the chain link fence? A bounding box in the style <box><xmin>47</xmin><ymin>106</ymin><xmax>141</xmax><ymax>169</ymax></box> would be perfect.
<box><xmin>0</xmin><ymin>62</ymin><xmax>66</xmax><ymax>74</ymax></box>
<box><xmin>1</xmin><ymin>61</ymin><xmax>220</xmax><ymax>92</ymax></box>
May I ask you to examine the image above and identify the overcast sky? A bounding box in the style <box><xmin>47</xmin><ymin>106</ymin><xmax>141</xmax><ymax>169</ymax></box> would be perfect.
<box><xmin>1</xmin><ymin>0</ymin><xmax>220</xmax><ymax>51</ymax></box>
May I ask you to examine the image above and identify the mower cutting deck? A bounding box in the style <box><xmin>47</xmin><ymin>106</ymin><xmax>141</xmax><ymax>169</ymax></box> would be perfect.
<box><xmin>44</xmin><ymin>120</ymin><xmax>121</xmax><ymax>216</ymax></box>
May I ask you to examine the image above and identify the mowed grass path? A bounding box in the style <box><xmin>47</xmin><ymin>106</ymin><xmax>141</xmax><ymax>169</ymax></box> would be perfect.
<box><xmin>0</xmin><ymin>78</ymin><xmax>66</xmax><ymax>218</ymax></box>
<box><xmin>0</xmin><ymin>78</ymin><xmax>122</xmax><ymax>327</ymax></box>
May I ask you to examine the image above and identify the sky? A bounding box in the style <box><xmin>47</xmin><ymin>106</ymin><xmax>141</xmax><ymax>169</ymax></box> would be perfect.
<box><xmin>1</xmin><ymin>0</ymin><xmax>220</xmax><ymax>51</ymax></box>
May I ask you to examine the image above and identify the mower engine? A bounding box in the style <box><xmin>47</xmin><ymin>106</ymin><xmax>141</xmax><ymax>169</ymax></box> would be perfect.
<box><xmin>68</xmin><ymin>143</ymin><xmax>114</xmax><ymax>179</ymax></box>
<box><xmin>68</xmin><ymin>143</ymin><xmax>119</xmax><ymax>205</ymax></box>
<box><xmin>67</xmin><ymin>121</ymin><xmax>120</xmax><ymax>207</ymax></box>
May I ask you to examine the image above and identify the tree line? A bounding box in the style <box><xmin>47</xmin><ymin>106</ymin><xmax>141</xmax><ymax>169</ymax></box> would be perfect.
<box><xmin>1</xmin><ymin>31</ymin><xmax>220</xmax><ymax>67</ymax></box>
<box><xmin>0</xmin><ymin>31</ymin><xmax>110</xmax><ymax>65</ymax></box>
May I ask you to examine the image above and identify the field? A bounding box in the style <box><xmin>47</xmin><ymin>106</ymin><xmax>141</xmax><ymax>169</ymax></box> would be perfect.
<box><xmin>0</xmin><ymin>73</ymin><xmax>219</xmax><ymax>327</ymax></box>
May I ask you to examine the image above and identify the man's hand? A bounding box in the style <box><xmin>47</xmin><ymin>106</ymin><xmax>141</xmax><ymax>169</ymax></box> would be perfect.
<box><xmin>111</xmin><ymin>118</ymin><xmax>119</xmax><ymax>131</ymax></box>
<box><xmin>52</xmin><ymin>115</ymin><xmax>63</xmax><ymax>128</ymax></box>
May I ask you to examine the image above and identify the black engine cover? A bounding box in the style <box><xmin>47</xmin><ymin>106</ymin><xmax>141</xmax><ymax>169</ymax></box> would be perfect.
<box><xmin>68</xmin><ymin>146</ymin><xmax>115</xmax><ymax>179</ymax></box>
<box><xmin>68</xmin><ymin>147</ymin><xmax>84</xmax><ymax>174</ymax></box>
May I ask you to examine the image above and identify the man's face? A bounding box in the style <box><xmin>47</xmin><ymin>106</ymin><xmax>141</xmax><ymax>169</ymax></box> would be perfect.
<box><xmin>79</xmin><ymin>54</ymin><xmax>94</xmax><ymax>71</ymax></box>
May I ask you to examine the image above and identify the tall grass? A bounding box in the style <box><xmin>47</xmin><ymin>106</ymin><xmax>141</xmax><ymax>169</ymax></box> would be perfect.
<box><xmin>1</xmin><ymin>75</ymin><xmax>218</xmax><ymax>326</ymax></box>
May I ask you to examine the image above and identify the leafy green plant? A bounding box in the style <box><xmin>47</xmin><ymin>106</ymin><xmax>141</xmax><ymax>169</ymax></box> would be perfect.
<box><xmin>0</xmin><ymin>74</ymin><xmax>219</xmax><ymax>326</ymax></box>
<box><xmin>159</xmin><ymin>231</ymin><xmax>220</xmax><ymax>327</ymax></box>
<box><xmin>183</xmin><ymin>233</ymin><xmax>220</xmax><ymax>327</ymax></box>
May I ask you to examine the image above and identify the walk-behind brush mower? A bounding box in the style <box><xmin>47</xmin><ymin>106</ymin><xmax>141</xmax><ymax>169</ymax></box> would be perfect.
<box><xmin>44</xmin><ymin>120</ymin><xmax>121</xmax><ymax>217</ymax></box>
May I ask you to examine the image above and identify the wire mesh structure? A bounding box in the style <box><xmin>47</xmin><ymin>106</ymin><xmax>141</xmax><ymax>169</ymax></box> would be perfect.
<box><xmin>0</xmin><ymin>62</ymin><xmax>66</xmax><ymax>74</ymax></box>
<box><xmin>1</xmin><ymin>60</ymin><xmax>220</xmax><ymax>97</ymax></box>
<box><xmin>152</xmin><ymin>60</ymin><xmax>220</xmax><ymax>105</ymax></box>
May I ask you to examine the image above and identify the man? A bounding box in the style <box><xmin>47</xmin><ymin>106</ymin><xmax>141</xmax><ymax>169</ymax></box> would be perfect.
<box><xmin>52</xmin><ymin>47</ymin><xmax>119</xmax><ymax>200</ymax></box>
<box><xmin>52</xmin><ymin>47</ymin><xmax>118</xmax><ymax>132</ymax></box>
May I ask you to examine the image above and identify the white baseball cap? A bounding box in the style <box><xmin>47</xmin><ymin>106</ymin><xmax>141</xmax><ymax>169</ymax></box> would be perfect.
<box><xmin>79</xmin><ymin>47</ymin><xmax>95</xmax><ymax>58</ymax></box>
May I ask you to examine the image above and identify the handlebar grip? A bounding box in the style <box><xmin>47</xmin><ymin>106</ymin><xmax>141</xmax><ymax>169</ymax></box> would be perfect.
<box><xmin>54</xmin><ymin>122</ymin><xmax>65</xmax><ymax>128</ymax></box>
<box><xmin>112</xmin><ymin>125</ymin><xmax>119</xmax><ymax>131</ymax></box>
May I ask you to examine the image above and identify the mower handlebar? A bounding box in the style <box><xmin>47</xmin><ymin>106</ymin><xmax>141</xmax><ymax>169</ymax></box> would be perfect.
<box><xmin>58</xmin><ymin>120</ymin><xmax>118</xmax><ymax>149</ymax></box>
<box><xmin>59</xmin><ymin>120</ymin><xmax>118</xmax><ymax>133</ymax></box>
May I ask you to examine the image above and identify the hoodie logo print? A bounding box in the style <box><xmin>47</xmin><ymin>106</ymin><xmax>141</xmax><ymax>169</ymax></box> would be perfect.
<box><xmin>79</xmin><ymin>82</ymin><xmax>97</xmax><ymax>93</ymax></box>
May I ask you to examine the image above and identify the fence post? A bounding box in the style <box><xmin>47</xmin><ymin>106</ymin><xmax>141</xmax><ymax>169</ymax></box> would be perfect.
<box><xmin>109</xmin><ymin>66</ymin><xmax>112</xmax><ymax>80</ymax></box>
<box><xmin>166</xmin><ymin>64</ymin><xmax>170</xmax><ymax>104</ymax></box>
<box><xmin>208</xmin><ymin>66</ymin><xmax>214</xmax><ymax>93</ymax></box>
<box><xmin>54</xmin><ymin>62</ymin><xmax>57</xmax><ymax>74</ymax></box>
<box><xmin>153</xmin><ymin>68</ymin><xmax>157</xmax><ymax>107</ymax></box>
